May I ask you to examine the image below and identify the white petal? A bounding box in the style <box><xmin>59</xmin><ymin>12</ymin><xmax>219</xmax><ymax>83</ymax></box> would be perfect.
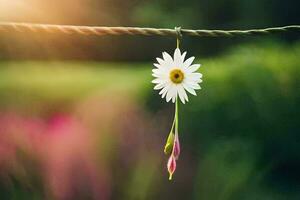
<box><xmin>178</xmin><ymin>85</ymin><xmax>188</xmax><ymax>104</ymax></box>
<box><xmin>187</xmin><ymin>77</ymin><xmax>202</xmax><ymax>84</ymax></box>
<box><xmin>156</xmin><ymin>57</ymin><xmax>165</xmax><ymax>65</ymax></box>
<box><xmin>160</xmin><ymin>83</ymin><xmax>171</xmax><ymax>98</ymax></box>
<box><xmin>166</xmin><ymin>85</ymin><xmax>176</xmax><ymax>102</ymax></box>
<box><xmin>162</xmin><ymin>89</ymin><xmax>168</xmax><ymax>98</ymax></box>
<box><xmin>184</xmin><ymin>56</ymin><xmax>195</xmax><ymax>68</ymax></box>
<box><xmin>163</xmin><ymin>52</ymin><xmax>173</xmax><ymax>63</ymax></box>
<box><xmin>152</xmin><ymin>73</ymin><xmax>160</xmax><ymax>78</ymax></box>
<box><xmin>152</xmin><ymin>70</ymin><xmax>163</xmax><ymax>78</ymax></box>
<box><xmin>189</xmin><ymin>72</ymin><xmax>202</xmax><ymax>79</ymax></box>
<box><xmin>152</xmin><ymin>68</ymin><xmax>168</xmax><ymax>78</ymax></box>
<box><xmin>182</xmin><ymin>89</ymin><xmax>189</xmax><ymax>102</ymax></box>
<box><xmin>187</xmin><ymin>82</ymin><xmax>201</xmax><ymax>90</ymax></box>
<box><xmin>172</xmin><ymin>95</ymin><xmax>176</xmax><ymax>103</ymax></box>
<box><xmin>160</xmin><ymin>88</ymin><xmax>167</xmax><ymax>97</ymax></box>
<box><xmin>194</xmin><ymin>79</ymin><xmax>203</xmax><ymax>84</ymax></box>
<box><xmin>187</xmin><ymin>64</ymin><xmax>201</xmax><ymax>73</ymax></box>
<box><xmin>153</xmin><ymin>63</ymin><xmax>161</xmax><ymax>68</ymax></box>
<box><xmin>186</xmin><ymin>77</ymin><xmax>202</xmax><ymax>84</ymax></box>
<box><xmin>152</xmin><ymin>78</ymin><xmax>164</xmax><ymax>84</ymax></box>
<box><xmin>177</xmin><ymin>85</ymin><xmax>185</xmax><ymax>104</ymax></box>
<box><xmin>174</xmin><ymin>48</ymin><xmax>182</xmax><ymax>64</ymax></box>
<box><xmin>181</xmin><ymin>52</ymin><xmax>187</xmax><ymax>62</ymax></box>
<box><xmin>154</xmin><ymin>82</ymin><xmax>166</xmax><ymax>90</ymax></box>
<box><xmin>183</xmin><ymin>82</ymin><xmax>197</xmax><ymax>96</ymax></box>
<box><xmin>152</xmin><ymin>68</ymin><xmax>160</xmax><ymax>74</ymax></box>
<box><xmin>155</xmin><ymin>67</ymin><xmax>169</xmax><ymax>74</ymax></box>
<box><xmin>166</xmin><ymin>89</ymin><xmax>173</xmax><ymax>102</ymax></box>
<box><xmin>159</xmin><ymin>82</ymin><xmax>169</xmax><ymax>94</ymax></box>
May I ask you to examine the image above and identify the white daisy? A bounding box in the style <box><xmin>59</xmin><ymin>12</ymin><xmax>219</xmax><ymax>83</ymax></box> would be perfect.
<box><xmin>152</xmin><ymin>48</ymin><xmax>202</xmax><ymax>104</ymax></box>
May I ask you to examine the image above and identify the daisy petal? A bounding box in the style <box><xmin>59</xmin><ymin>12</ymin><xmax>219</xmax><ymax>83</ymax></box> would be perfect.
<box><xmin>159</xmin><ymin>83</ymin><xmax>171</xmax><ymax>96</ymax></box>
<box><xmin>183</xmin><ymin>82</ymin><xmax>197</xmax><ymax>96</ymax></box>
<box><xmin>162</xmin><ymin>89</ymin><xmax>168</xmax><ymax>98</ymax></box>
<box><xmin>174</xmin><ymin>48</ymin><xmax>182</xmax><ymax>64</ymax></box>
<box><xmin>154</xmin><ymin>63</ymin><xmax>161</xmax><ymax>68</ymax></box>
<box><xmin>186</xmin><ymin>78</ymin><xmax>202</xmax><ymax>84</ymax></box>
<box><xmin>152</xmin><ymin>78</ymin><xmax>163</xmax><ymax>84</ymax></box>
<box><xmin>172</xmin><ymin>95</ymin><xmax>176</xmax><ymax>103</ymax></box>
<box><xmin>166</xmin><ymin>90</ymin><xmax>173</xmax><ymax>102</ymax></box>
<box><xmin>154</xmin><ymin>83</ymin><xmax>165</xmax><ymax>90</ymax></box>
<box><xmin>194</xmin><ymin>79</ymin><xmax>203</xmax><ymax>84</ymax></box>
<box><xmin>152</xmin><ymin>68</ymin><xmax>160</xmax><ymax>74</ymax></box>
<box><xmin>163</xmin><ymin>52</ymin><xmax>173</xmax><ymax>63</ymax></box>
<box><xmin>160</xmin><ymin>84</ymin><xmax>169</xmax><ymax>95</ymax></box>
<box><xmin>187</xmin><ymin>64</ymin><xmax>201</xmax><ymax>73</ymax></box>
<box><xmin>181</xmin><ymin>85</ymin><xmax>189</xmax><ymax>103</ymax></box>
<box><xmin>189</xmin><ymin>83</ymin><xmax>201</xmax><ymax>90</ymax></box>
<box><xmin>156</xmin><ymin>57</ymin><xmax>165</xmax><ymax>65</ymax></box>
<box><xmin>184</xmin><ymin>56</ymin><xmax>195</xmax><ymax>68</ymax></box>
<box><xmin>152</xmin><ymin>70</ymin><xmax>168</xmax><ymax>78</ymax></box>
<box><xmin>181</xmin><ymin>52</ymin><xmax>187</xmax><ymax>62</ymax></box>
<box><xmin>166</xmin><ymin>86</ymin><xmax>176</xmax><ymax>103</ymax></box>
<box><xmin>152</xmin><ymin>73</ymin><xmax>160</xmax><ymax>78</ymax></box>
<box><xmin>177</xmin><ymin>85</ymin><xmax>186</xmax><ymax>104</ymax></box>
<box><xmin>182</xmin><ymin>89</ymin><xmax>189</xmax><ymax>102</ymax></box>
<box><xmin>190</xmin><ymin>72</ymin><xmax>202</xmax><ymax>79</ymax></box>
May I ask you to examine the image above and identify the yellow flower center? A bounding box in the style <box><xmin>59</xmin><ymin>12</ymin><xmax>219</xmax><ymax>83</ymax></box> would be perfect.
<box><xmin>170</xmin><ymin>69</ymin><xmax>184</xmax><ymax>84</ymax></box>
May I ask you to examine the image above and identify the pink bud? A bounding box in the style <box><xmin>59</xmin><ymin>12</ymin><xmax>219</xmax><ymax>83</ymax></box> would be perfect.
<box><xmin>173</xmin><ymin>134</ymin><xmax>180</xmax><ymax>160</ymax></box>
<box><xmin>167</xmin><ymin>155</ymin><xmax>176</xmax><ymax>180</ymax></box>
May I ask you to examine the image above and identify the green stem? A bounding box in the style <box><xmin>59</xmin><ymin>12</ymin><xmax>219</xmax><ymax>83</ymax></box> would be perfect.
<box><xmin>164</xmin><ymin>99</ymin><xmax>178</xmax><ymax>155</ymax></box>
<box><xmin>175</xmin><ymin>97</ymin><xmax>179</xmax><ymax>135</ymax></box>
<box><xmin>170</xmin><ymin>111</ymin><xmax>176</xmax><ymax>133</ymax></box>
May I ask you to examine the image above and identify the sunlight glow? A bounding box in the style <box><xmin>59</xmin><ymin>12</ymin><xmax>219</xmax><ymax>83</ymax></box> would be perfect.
<box><xmin>0</xmin><ymin>0</ymin><xmax>48</xmax><ymax>21</ymax></box>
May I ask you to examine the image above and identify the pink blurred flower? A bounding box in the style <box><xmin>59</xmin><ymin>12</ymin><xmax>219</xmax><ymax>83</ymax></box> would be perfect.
<box><xmin>0</xmin><ymin>112</ymin><xmax>111</xmax><ymax>200</ymax></box>
<box><xmin>0</xmin><ymin>95</ymin><xmax>162</xmax><ymax>199</ymax></box>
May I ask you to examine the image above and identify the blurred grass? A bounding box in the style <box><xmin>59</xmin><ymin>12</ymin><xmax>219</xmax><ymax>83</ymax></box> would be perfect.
<box><xmin>0</xmin><ymin>62</ymin><xmax>152</xmax><ymax>114</ymax></box>
<box><xmin>0</xmin><ymin>61</ymin><xmax>151</xmax><ymax>98</ymax></box>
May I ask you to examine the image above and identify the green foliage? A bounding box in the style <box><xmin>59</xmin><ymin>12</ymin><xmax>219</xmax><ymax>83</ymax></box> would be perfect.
<box><xmin>0</xmin><ymin>62</ymin><xmax>150</xmax><ymax>113</ymax></box>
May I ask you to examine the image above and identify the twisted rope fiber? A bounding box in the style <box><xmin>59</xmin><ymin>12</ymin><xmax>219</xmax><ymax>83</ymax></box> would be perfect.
<box><xmin>0</xmin><ymin>22</ymin><xmax>299</xmax><ymax>37</ymax></box>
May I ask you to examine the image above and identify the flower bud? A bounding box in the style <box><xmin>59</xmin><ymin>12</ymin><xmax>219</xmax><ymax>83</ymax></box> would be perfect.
<box><xmin>173</xmin><ymin>134</ymin><xmax>180</xmax><ymax>160</ymax></box>
<box><xmin>164</xmin><ymin>132</ymin><xmax>174</xmax><ymax>155</ymax></box>
<box><xmin>167</xmin><ymin>155</ymin><xmax>176</xmax><ymax>180</ymax></box>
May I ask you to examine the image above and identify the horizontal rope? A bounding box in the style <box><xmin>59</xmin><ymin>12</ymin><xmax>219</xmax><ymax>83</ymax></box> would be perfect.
<box><xmin>0</xmin><ymin>22</ymin><xmax>299</xmax><ymax>38</ymax></box>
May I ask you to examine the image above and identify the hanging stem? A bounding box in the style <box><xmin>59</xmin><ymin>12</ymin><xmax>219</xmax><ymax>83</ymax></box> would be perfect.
<box><xmin>164</xmin><ymin>97</ymin><xmax>179</xmax><ymax>155</ymax></box>
<box><xmin>164</xmin><ymin>106</ymin><xmax>177</xmax><ymax>155</ymax></box>
<box><xmin>169</xmin><ymin>97</ymin><xmax>179</xmax><ymax>142</ymax></box>
<box><xmin>170</xmin><ymin>111</ymin><xmax>176</xmax><ymax>133</ymax></box>
<box><xmin>175</xmin><ymin>97</ymin><xmax>179</xmax><ymax>135</ymax></box>
<box><xmin>168</xmin><ymin>97</ymin><xmax>179</xmax><ymax>180</ymax></box>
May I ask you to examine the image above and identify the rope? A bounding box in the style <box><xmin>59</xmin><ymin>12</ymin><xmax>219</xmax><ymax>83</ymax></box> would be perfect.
<box><xmin>0</xmin><ymin>22</ymin><xmax>299</xmax><ymax>38</ymax></box>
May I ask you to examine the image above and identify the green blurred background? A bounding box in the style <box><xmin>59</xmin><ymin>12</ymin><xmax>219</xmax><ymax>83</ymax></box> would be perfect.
<box><xmin>0</xmin><ymin>0</ymin><xmax>299</xmax><ymax>199</ymax></box>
